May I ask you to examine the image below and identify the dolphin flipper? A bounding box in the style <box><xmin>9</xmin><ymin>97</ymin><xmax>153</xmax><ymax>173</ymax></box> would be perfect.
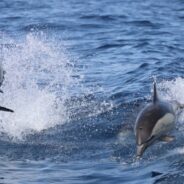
<box><xmin>160</xmin><ymin>135</ymin><xmax>175</xmax><ymax>142</ymax></box>
<box><xmin>0</xmin><ymin>106</ymin><xmax>14</xmax><ymax>113</ymax></box>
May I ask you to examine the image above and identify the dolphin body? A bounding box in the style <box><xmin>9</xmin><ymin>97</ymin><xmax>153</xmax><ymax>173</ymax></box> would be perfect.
<box><xmin>135</xmin><ymin>82</ymin><xmax>176</xmax><ymax>158</ymax></box>
<box><xmin>0</xmin><ymin>62</ymin><xmax>13</xmax><ymax>112</ymax></box>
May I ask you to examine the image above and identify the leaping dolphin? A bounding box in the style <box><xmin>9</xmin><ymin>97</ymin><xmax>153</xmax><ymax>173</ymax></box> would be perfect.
<box><xmin>135</xmin><ymin>81</ymin><xmax>177</xmax><ymax>158</ymax></box>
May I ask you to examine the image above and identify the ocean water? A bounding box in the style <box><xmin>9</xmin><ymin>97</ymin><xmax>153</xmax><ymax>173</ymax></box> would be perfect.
<box><xmin>0</xmin><ymin>0</ymin><xmax>184</xmax><ymax>183</ymax></box>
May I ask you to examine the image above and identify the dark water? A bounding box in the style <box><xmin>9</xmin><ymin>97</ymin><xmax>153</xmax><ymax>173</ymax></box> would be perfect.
<box><xmin>0</xmin><ymin>0</ymin><xmax>184</xmax><ymax>183</ymax></box>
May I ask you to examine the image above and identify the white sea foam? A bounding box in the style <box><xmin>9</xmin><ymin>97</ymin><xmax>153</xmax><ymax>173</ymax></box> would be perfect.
<box><xmin>0</xmin><ymin>32</ymin><xmax>114</xmax><ymax>139</ymax></box>
<box><xmin>0</xmin><ymin>33</ymin><xmax>76</xmax><ymax>139</ymax></box>
<box><xmin>159</xmin><ymin>77</ymin><xmax>184</xmax><ymax>130</ymax></box>
<box><xmin>159</xmin><ymin>77</ymin><xmax>184</xmax><ymax>103</ymax></box>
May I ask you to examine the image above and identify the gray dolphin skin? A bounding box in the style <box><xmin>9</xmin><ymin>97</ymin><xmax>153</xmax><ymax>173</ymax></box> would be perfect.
<box><xmin>135</xmin><ymin>82</ymin><xmax>175</xmax><ymax>158</ymax></box>
<box><xmin>0</xmin><ymin>62</ymin><xmax>13</xmax><ymax>112</ymax></box>
<box><xmin>0</xmin><ymin>62</ymin><xmax>5</xmax><ymax>93</ymax></box>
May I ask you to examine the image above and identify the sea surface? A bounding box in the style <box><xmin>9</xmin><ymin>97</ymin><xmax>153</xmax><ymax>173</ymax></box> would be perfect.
<box><xmin>0</xmin><ymin>0</ymin><xmax>184</xmax><ymax>183</ymax></box>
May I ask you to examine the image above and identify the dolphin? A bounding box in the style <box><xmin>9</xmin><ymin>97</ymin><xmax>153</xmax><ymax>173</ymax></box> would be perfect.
<box><xmin>135</xmin><ymin>82</ymin><xmax>176</xmax><ymax>158</ymax></box>
<box><xmin>0</xmin><ymin>62</ymin><xmax>13</xmax><ymax>112</ymax></box>
<box><xmin>0</xmin><ymin>106</ymin><xmax>14</xmax><ymax>113</ymax></box>
<box><xmin>0</xmin><ymin>62</ymin><xmax>5</xmax><ymax>93</ymax></box>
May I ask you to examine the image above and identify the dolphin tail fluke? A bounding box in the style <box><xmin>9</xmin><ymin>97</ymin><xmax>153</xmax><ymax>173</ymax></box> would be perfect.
<box><xmin>0</xmin><ymin>106</ymin><xmax>14</xmax><ymax>113</ymax></box>
<box><xmin>172</xmin><ymin>100</ymin><xmax>184</xmax><ymax>113</ymax></box>
<box><xmin>153</xmin><ymin>80</ymin><xmax>158</xmax><ymax>103</ymax></box>
<box><xmin>177</xmin><ymin>103</ymin><xmax>184</xmax><ymax>109</ymax></box>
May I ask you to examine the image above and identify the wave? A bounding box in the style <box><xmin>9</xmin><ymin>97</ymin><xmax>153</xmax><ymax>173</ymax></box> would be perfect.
<box><xmin>0</xmin><ymin>32</ymin><xmax>77</xmax><ymax>139</ymax></box>
<box><xmin>0</xmin><ymin>32</ymin><xmax>114</xmax><ymax>140</ymax></box>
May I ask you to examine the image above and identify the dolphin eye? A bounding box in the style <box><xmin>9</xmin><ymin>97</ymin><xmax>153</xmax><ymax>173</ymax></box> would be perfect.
<box><xmin>139</xmin><ymin>127</ymin><xmax>143</xmax><ymax>130</ymax></box>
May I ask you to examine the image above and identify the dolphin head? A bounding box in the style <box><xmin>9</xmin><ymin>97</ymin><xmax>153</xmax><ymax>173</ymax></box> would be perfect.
<box><xmin>134</xmin><ymin>81</ymin><xmax>159</xmax><ymax>158</ymax></box>
<box><xmin>135</xmin><ymin>123</ymin><xmax>154</xmax><ymax>158</ymax></box>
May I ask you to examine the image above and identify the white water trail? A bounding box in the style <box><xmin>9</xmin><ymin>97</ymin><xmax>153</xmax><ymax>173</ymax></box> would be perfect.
<box><xmin>0</xmin><ymin>33</ymin><xmax>76</xmax><ymax>139</ymax></box>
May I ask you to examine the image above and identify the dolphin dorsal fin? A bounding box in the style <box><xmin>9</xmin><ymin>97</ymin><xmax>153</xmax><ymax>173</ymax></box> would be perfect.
<box><xmin>153</xmin><ymin>81</ymin><xmax>158</xmax><ymax>103</ymax></box>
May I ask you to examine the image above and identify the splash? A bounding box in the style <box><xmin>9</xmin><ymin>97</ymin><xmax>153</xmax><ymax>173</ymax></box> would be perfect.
<box><xmin>159</xmin><ymin>77</ymin><xmax>184</xmax><ymax>130</ymax></box>
<box><xmin>0</xmin><ymin>33</ymin><xmax>77</xmax><ymax>139</ymax></box>
<box><xmin>159</xmin><ymin>77</ymin><xmax>184</xmax><ymax>103</ymax></box>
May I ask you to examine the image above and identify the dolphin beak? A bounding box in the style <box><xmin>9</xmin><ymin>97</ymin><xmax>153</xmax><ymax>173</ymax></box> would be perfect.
<box><xmin>136</xmin><ymin>144</ymin><xmax>146</xmax><ymax>158</ymax></box>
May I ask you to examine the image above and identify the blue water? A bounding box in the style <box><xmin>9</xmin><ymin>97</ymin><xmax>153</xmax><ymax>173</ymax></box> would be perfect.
<box><xmin>1</xmin><ymin>0</ymin><xmax>184</xmax><ymax>183</ymax></box>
